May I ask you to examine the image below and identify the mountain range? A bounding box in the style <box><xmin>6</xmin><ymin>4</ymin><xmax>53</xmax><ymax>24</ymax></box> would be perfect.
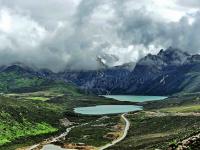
<box><xmin>1</xmin><ymin>47</ymin><xmax>200</xmax><ymax>95</ymax></box>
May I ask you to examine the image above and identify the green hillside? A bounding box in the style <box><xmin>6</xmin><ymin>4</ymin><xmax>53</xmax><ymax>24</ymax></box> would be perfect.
<box><xmin>0</xmin><ymin>71</ymin><xmax>45</xmax><ymax>93</ymax></box>
<box><xmin>0</xmin><ymin>70</ymin><xmax>126</xmax><ymax>149</ymax></box>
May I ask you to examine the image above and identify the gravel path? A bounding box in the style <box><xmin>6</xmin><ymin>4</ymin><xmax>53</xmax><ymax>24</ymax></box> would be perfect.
<box><xmin>99</xmin><ymin>113</ymin><xmax>130</xmax><ymax>150</ymax></box>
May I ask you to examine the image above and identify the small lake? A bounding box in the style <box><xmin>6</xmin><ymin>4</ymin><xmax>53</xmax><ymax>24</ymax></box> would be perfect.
<box><xmin>74</xmin><ymin>105</ymin><xmax>143</xmax><ymax>115</ymax></box>
<box><xmin>74</xmin><ymin>95</ymin><xmax>166</xmax><ymax>115</ymax></box>
<box><xmin>103</xmin><ymin>95</ymin><xmax>167</xmax><ymax>102</ymax></box>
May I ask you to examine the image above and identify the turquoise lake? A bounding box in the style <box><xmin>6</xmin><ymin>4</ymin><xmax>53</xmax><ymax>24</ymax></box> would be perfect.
<box><xmin>103</xmin><ymin>95</ymin><xmax>167</xmax><ymax>102</ymax></box>
<box><xmin>74</xmin><ymin>105</ymin><xmax>143</xmax><ymax>115</ymax></box>
<box><xmin>74</xmin><ymin>95</ymin><xmax>167</xmax><ymax>115</ymax></box>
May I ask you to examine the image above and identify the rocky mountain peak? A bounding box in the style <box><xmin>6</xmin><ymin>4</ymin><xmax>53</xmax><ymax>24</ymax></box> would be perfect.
<box><xmin>137</xmin><ymin>53</ymin><xmax>164</xmax><ymax>67</ymax></box>
<box><xmin>157</xmin><ymin>47</ymin><xmax>190</xmax><ymax>65</ymax></box>
<box><xmin>158</xmin><ymin>47</ymin><xmax>189</xmax><ymax>56</ymax></box>
<box><xmin>138</xmin><ymin>47</ymin><xmax>190</xmax><ymax>68</ymax></box>
<box><xmin>185</xmin><ymin>54</ymin><xmax>200</xmax><ymax>64</ymax></box>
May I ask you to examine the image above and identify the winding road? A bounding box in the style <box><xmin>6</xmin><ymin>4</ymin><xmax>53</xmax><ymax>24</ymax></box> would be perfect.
<box><xmin>99</xmin><ymin>113</ymin><xmax>130</xmax><ymax>150</ymax></box>
<box><xmin>28</xmin><ymin>126</ymin><xmax>75</xmax><ymax>150</ymax></box>
<box><xmin>27</xmin><ymin>114</ymin><xmax>130</xmax><ymax>150</ymax></box>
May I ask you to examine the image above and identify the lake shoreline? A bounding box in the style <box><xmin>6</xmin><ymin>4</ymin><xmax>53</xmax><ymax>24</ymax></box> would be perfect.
<box><xmin>73</xmin><ymin>95</ymin><xmax>167</xmax><ymax>115</ymax></box>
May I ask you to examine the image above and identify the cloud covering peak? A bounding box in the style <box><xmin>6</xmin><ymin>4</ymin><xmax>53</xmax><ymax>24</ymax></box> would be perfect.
<box><xmin>0</xmin><ymin>0</ymin><xmax>200</xmax><ymax>72</ymax></box>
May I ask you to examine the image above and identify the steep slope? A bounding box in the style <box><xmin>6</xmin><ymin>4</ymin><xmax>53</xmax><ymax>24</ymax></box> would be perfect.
<box><xmin>2</xmin><ymin>47</ymin><xmax>200</xmax><ymax>96</ymax></box>
<box><xmin>0</xmin><ymin>64</ymin><xmax>56</xmax><ymax>93</ymax></box>
<box><xmin>126</xmin><ymin>47</ymin><xmax>200</xmax><ymax>95</ymax></box>
<box><xmin>59</xmin><ymin>47</ymin><xmax>200</xmax><ymax>95</ymax></box>
<box><xmin>0</xmin><ymin>95</ymin><xmax>61</xmax><ymax>147</ymax></box>
<box><xmin>60</xmin><ymin>65</ymin><xmax>131</xmax><ymax>95</ymax></box>
<box><xmin>0</xmin><ymin>63</ymin><xmax>130</xmax><ymax>95</ymax></box>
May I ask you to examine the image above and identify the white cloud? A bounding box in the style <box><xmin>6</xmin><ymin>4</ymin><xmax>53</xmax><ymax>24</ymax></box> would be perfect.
<box><xmin>0</xmin><ymin>9</ymin><xmax>12</xmax><ymax>32</ymax></box>
<box><xmin>0</xmin><ymin>0</ymin><xmax>199</xmax><ymax>71</ymax></box>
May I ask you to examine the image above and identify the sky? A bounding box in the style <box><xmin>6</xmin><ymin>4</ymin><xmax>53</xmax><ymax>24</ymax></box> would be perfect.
<box><xmin>0</xmin><ymin>0</ymin><xmax>200</xmax><ymax>72</ymax></box>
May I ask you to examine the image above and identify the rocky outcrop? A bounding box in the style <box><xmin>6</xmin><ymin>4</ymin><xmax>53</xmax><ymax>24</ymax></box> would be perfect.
<box><xmin>168</xmin><ymin>133</ymin><xmax>200</xmax><ymax>150</ymax></box>
<box><xmin>59</xmin><ymin>118</ymin><xmax>73</xmax><ymax>127</ymax></box>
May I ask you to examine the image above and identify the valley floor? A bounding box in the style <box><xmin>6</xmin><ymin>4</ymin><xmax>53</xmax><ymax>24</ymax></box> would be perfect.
<box><xmin>0</xmin><ymin>83</ymin><xmax>133</xmax><ymax>150</ymax></box>
<box><xmin>1</xmin><ymin>84</ymin><xmax>200</xmax><ymax>150</ymax></box>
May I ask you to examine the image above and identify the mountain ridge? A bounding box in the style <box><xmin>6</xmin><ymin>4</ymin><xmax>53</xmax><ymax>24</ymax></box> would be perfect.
<box><xmin>1</xmin><ymin>47</ymin><xmax>200</xmax><ymax>95</ymax></box>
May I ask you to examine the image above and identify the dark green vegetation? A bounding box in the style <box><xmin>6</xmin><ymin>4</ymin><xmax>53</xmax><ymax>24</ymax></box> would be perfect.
<box><xmin>0</xmin><ymin>67</ymin><xmax>130</xmax><ymax>150</ymax></box>
<box><xmin>0</xmin><ymin>94</ymin><xmax>62</xmax><ymax>149</ymax></box>
<box><xmin>1</xmin><ymin>86</ymin><xmax>200</xmax><ymax>150</ymax></box>
<box><xmin>65</xmin><ymin>116</ymin><xmax>121</xmax><ymax>147</ymax></box>
<box><xmin>142</xmin><ymin>92</ymin><xmax>200</xmax><ymax>110</ymax></box>
<box><xmin>48</xmin><ymin>93</ymin><xmax>200</xmax><ymax>150</ymax></box>
<box><xmin>0</xmin><ymin>66</ymin><xmax>45</xmax><ymax>93</ymax></box>
<box><xmin>108</xmin><ymin>112</ymin><xmax>200</xmax><ymax>150</ymax></box>
<box><xmin>107</xmin><ymin>94</ymin><xmax>200</xmax><ymax>150</ymax></box>
<box><xmin>0</xmin><ymin>64</ymin><xmax>200</xmax><ymax>150</ymax></box>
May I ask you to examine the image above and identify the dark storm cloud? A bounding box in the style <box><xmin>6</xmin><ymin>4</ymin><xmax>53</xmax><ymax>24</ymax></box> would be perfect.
<box><xmin>116</xmin><ymin>8</ymin><xmax>200</xmax><ymax>53</ymax></box>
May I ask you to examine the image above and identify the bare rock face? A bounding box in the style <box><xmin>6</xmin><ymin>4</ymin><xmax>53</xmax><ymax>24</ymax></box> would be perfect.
<box><xmin>126</xmin><ymin>47</ymin><xmax>190</xmax><ymax>94</ymax></box>
<box><xmin>60</xmin><ymin>66</ymin><xmax>131</xmax><ymax>95</ymax></box>
<box><xmin>59</xmin><ymin>47</ymin><xmax>193</xmax><ymax>95</ymax></box>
